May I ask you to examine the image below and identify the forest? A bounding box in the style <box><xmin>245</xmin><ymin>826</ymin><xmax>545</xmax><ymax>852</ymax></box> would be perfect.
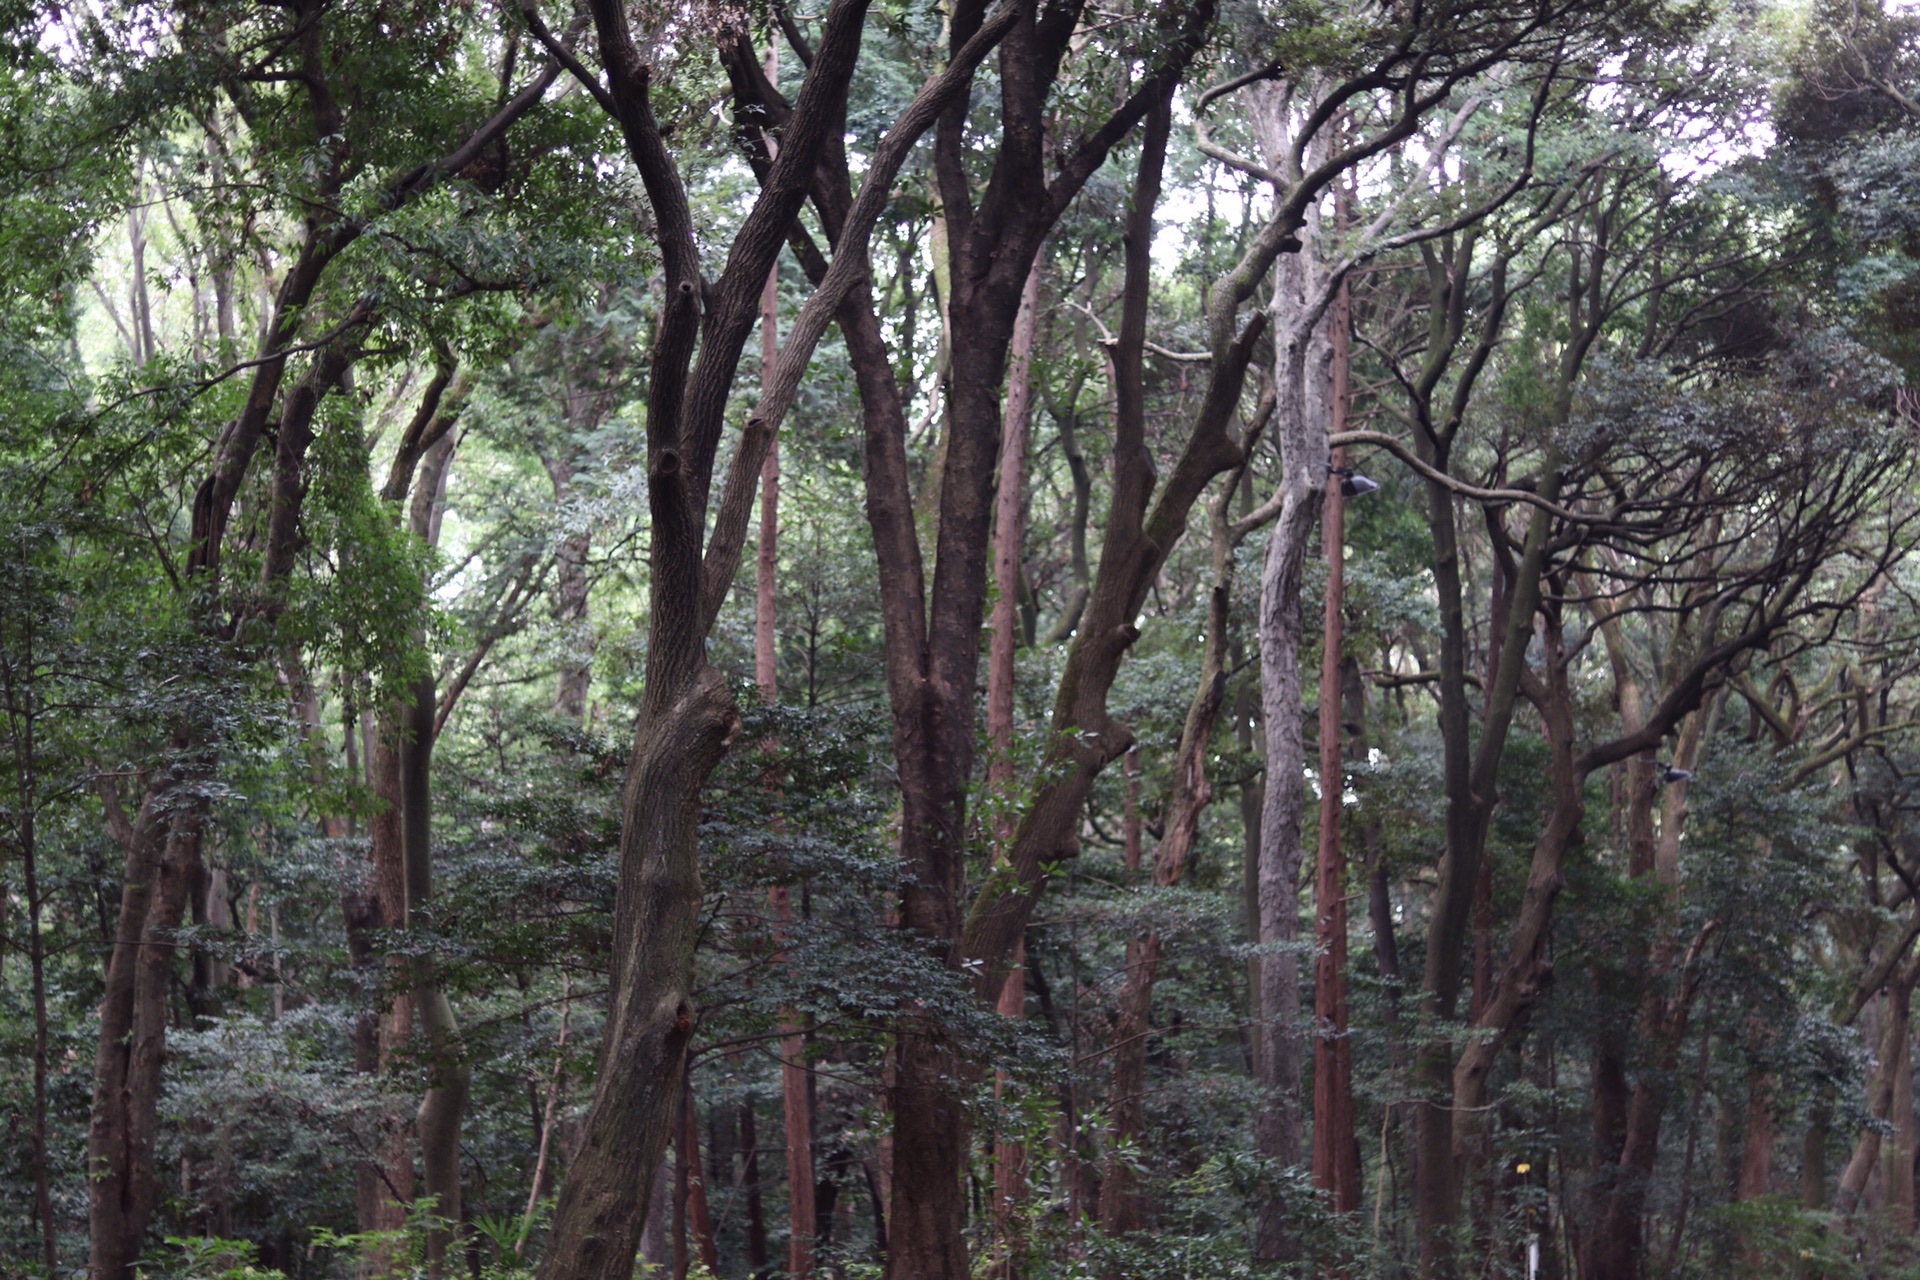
<box><xmin>5</xmin><ymin>0</ymin><xmax>1920</xmax><ymax>1275</ymax></box>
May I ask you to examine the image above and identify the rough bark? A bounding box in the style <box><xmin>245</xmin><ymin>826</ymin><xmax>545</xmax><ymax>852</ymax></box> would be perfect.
<box><xmin>1885</xmin><ymin>1014</ymin><xmax>1916</xmax><ymax>1231</ymax></box>
<box><xmin>1252</xmin><ymin>241</ymin><xmax>1331</xmax><ymax>1263</ymax></box>
<box><xmin>88</xmin><ymin>783</ymin><xmax>199</xmax><ymax>1280</ymax></box>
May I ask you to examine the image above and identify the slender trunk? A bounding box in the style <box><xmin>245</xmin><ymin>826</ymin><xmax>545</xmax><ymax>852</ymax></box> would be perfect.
<box><xmin>1312</xmin><ymin>277</ymin><xmax>1358</xmax><ymax>1216</ymax></box>
<box><xmin>988</xmin><ymin>258</ymin><xmax>1041</xmax><ymax>1276</ymax></box>
<box><xmin>731</xmin><ymin>18</ymin><xmax>1210</xmax><ymax>1279</ymax></box>
<box><xmin>1804</xmin><ymin>1098</ymin><xmax>1831</xmax><ymax>1208</ymax></box>
<box><xmin>365</xmin><ymin>718</ymin><xmax>417</xmax><ymax>1239</ymax></box>
<box><xmin>681</xmin><ymin>1077</ymin><xmax>720</xmax><ymax>1274</ymax></box>
<box><xmin>89</xmin><ymin>789</ymin><xmax>204</xmax><ymax>1280</ymax></box>
<box><xmin>774</xmin><ymin>885</ymin><xmax>816</xmax><ymax>1279</ymax></box>
<box><xmin>1103</xmin><ymin>437</ymin><xmax>1253</xmax><ymax>1240</ymax></box>
<box><xmin>1735</xmin><ymin>1070</ymin><xmax>1773</xmax><ymax>1202</ymax></box>
<box><xmin>128</xmin><ymin>185</ymin><xmax>156</xmax><ymax>363</ymax></box>
<box><xmin>757</xmin><ymin>235</ymin><xmax>781</xmax><ymax>700</ymax></box>
<box><xmin>675</xmin><ymin>1122</ymin><xmax>690</xmax><ymax>1280</ymax></box>
<box><xmin>399</xmin><ymin>433</ymin><xmax>470</xmax><ymax>1274</ymax></box>
<box><xmin>1584</xmin><ymin>720</ymin><xmax>1709</xmax><ymax>1280</ymax></box>
<box><xmin>756</xmin><ymin>227</ymin><xmax>818</xmax><ymax>1280</ymax></box>
<box><xmin>409</xmin><ymin>680</ymin><xmax>469</xmax><ymax>1269</ymax></box>
<box><xmin>1239</xmin><ymin>625</ymin><xmax>1266</xmax><ymax>1086</ymax></box>
<box><xmin>89</xmin><ymin>303</ymin><xmax>359</xmax><ymax>1280</ymax></box>
<box><xmin>550</xmin><ymin>451</ymin><xmax>593</xmax><ymax>724</ymax></box>
<box><xmin>76</xmin><ymin>49</ymin><xmax>563</xmax><ymax>1274</ymax></box>
<box><xmin>1888</xmin><ymin>1012</ymin><xmax>1917</xmax><ymax>1232</ymax></box>
<box><xmin>22</xmin><ymin>778</ymin><xmax>58</xmax><ymax>1268</ymax></box>
<box><xmin>518</xmin><ymin>979</ymin><xmax>570</xmax><ymax>1255</ymax></box>
<box><xmin>741</xmin><ymin>1100</ymin><xmax>770</xmax><ymax>1272</ymax></box>
<box><xmin>535</xmin><ymin>1</ymin><xmax>963</xmax><ymax>1261</ymax></box>
<box><xmin>1838</xmin><ymin>957</ymin><xmax>1920</xmax><ymax>1215</ymax></box>
<box><xmin>1254</xmin><ymin>227</ymin><xmax>1335</xmax><ymax>1263</ymax></box>
<box><xmin>640</xmin><ymin>1156</ymin><xmax>672</xmax><ymax>1276</ymax></box>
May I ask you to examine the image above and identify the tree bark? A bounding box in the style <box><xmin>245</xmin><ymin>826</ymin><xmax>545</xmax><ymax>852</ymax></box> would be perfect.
<box><xmin>1312</xmin><ymin>276</ymin><xmax>1359</xmax><ymax>1216</ymax></box>
<box><xmin>399</xmin><ymin>431</ymin><xmax>470</xmax><ymax>1274</ymax></box>
<box><xmin>1251</xmin><ymin>111</ymin><xmax>1337</xmax><ymax>1252</ymax></box>
<box><xmin>740</xmin><ymin>1100</ymin><xmax>770</xmax><ymax>1273</ymax></box>
<box><xmin>988</xmin><ymin>258</ymin><xmax>1041</xmax><ymax>1277</ymax></box>
<box><xmin>874</xmin><ymin>16</ymin><xmax>1212</xmax><ymax>1279</ymax></box>
<box><xmin>7</xmin><ymin>687</ymin><xmax>59</xmax><ymax>1269</ymax></box>
<box><xmin>754</xmin><ymin>138</ymin><xmax>818</xmax><ymax>1280</ymax></box>
<box><xmin>88</xmin><ymin>785</ymin><xmax>202</xmax><ymax>1280</ymax></box>
<box><xmin>680</xmin><ymin>1078</ymin><xmax>720</xmax><ymax>1275</ymax></box>
<box><xmin>1581</xmin><ymin>715</ymin><xmax>1708</xmax><ymax>1280</ymax></box>
<box><xmin>1838</xmin><ymin>955</ymin><xmax>1920</xmax><ymax>1216</ymax></box>
<box><xmin>1252</xmin><ymin>295</ymin><xmax>1327</xmax><ymax>1264</ymax></box>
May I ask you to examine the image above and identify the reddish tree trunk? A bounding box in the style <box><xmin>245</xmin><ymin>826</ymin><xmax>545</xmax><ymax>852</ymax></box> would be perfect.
<box><xmin>680</xmin><ymin>1079</ymin><xmax>720</xmax><ymax>1276</ymax></box>
<box><xmin>754</xmin><ymin>202</ymin><xmax>818</xmax><ymax>1280</ymax></box>
<box><xmin>1735</xmin><ymin>1071</ymin><xmax>1774</xmax><ymax>1202</ymax></box>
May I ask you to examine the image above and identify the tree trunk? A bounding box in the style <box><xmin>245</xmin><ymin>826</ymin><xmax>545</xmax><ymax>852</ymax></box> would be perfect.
<box><xmin>1735</xmin><ymin>1070</ymin><xmax>1774</xmax><ymax>1202</ymax></box>
<box><xmin>988</xmin><ymin>258</ymin><xmax>1041</xmax><ymax>1277</ymax></box>
<box><xmin>1886</xmin><ymin>1016</ymin><xmax>1916</xmax><ymax>1232</ymax></box>
<box><xmin>88</xmin><ymin>788</ymin><xmax>204</xmax><ymax>1280</ymax></box>
<box><xmin>741</xmin><ymin>1100</ymin><xmax>770</xmax><ymax>1272</ymax></box>
<box><xmin>539</xmin><ymin>6</ymin><xmax>1007</xmax><ymax>1272</ymax></box>
<box><xmin>550</xmin><ymin>453</ymin><xmax>593</xmax><ymax>725</ymax></box>
<box><xmin>1253</xmin><ymin>204</ymin><xmax>1335</xmax><ymax>1262</ymax></box>
<box><xmin>1102</xmin><ymin>418</ymin><xmax>1259</xmax><ymax>1241</ymax></box>
<box><xmin>1312</xmin><ymin>277</ymin><xmax>1359</xmax><ymax>1216</ymax></box>
<box><xmin>883</xmin><ymin>35</ymin><xmax>1178</xmax><ymax>1280</ymax></box>
<box><xmin>401</xmin><ymin>431</ymin><xmax>470</xmax><ymax>1274</ymax></box>
<box><xmin>1582</xmin><ymin>718</ymin><xmax>1708</xmax><ymax>1280</ymax></box>
<box><xmin>775</xmin><ymin>885</ymin><xmax>816</xmax><ymax>1280</ymax></box>
<box><xmin>681</xmin><ymin>1078</ymin><xmax>720</xmax><ymax>1275</ymax></box>
<box><xmin>75</xmin><ymin>40</ymin><xmax>566</xmax><ymax>1272</ymax></box>
<box><xmin>754</xmin><ymin>217</ymin><xmax>818</xmax><ymax>1280</ymax></box>
<box><xmin>21</xmin><ymin>769</ymin><xmax>58</xmax><ymax>1269</ymax></box>
<box><xmin>363</xmin><ymin>714</ymin><xmax>417</xmax><ymax>1240</ymax></box>
<box><xmin>1838</xmin><ymin>957</ymin><xmax>1920</xmax><ymax>1215</ymax></box>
